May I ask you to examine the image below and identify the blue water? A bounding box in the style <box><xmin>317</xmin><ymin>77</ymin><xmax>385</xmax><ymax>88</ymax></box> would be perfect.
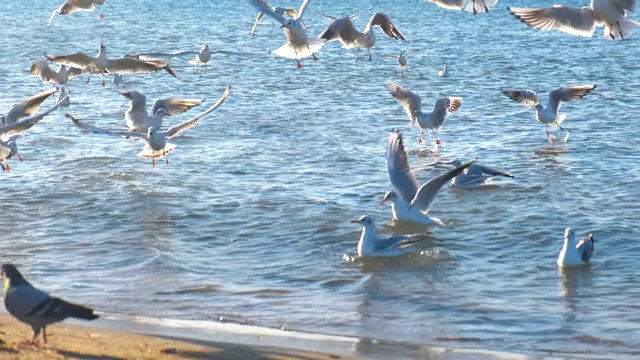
<box><xmin>1</xmin><ymin>0</ymin><xmax>639</xmax><ymax>358</ymax></box>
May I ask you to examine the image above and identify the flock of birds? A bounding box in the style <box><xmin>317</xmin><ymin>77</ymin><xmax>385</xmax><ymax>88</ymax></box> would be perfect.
<box><xmin>3</xmin><ymin>0</ymin><xmax>632</xmax><ymax>347</ymax></box>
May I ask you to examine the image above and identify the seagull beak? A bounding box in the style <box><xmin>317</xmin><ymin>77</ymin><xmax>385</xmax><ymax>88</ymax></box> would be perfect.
<box><xmin>380</xmin><ymin>198</ymin><xmax>388</xmax><ymax>205</ymax></box>
<box><xmin>350</xmin><ymin>219</ymin><xmax>360</xmax><ymax>224</ymax></box>
<box><xmin>280</xmin><ymin>24</ymin><xmax>286</xmax><ymax>29</ymax></box>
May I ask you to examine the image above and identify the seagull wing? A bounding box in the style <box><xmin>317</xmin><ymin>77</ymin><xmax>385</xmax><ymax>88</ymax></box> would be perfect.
<box><xmin>548</xmin><ymin>84</ymin><xmax>596</xmax><ymax>113</ymax></box>
<box><xmin>104</xmin><ymin>58</ymin><xmax>178</xmax><ymax>78</ymax></box>
<box><xmin>508</xmin><ymin>6</ymin><xmax>597</xmax><ymax>38</ymax></box>
<box><xmin>0</xmin><ymin>95</ymin><xmax>67</xmax><ymax>138</ymax></box>
<box><xmin>248</xmin><ymin>12</ymin><xmax>267</xmax><ymax>39</ymax></box>
<box><xmin>45</xmin><ymin>52</ymin><xmax>95</xmax><ymax>69</ymax></box>
<box><xmin>410</xmin><ymin>158</ymin><xmax>477</xmax><ymax>211</ymax></box>
<box><xmin>5</xmin><ymin>88</ymin><xmax>57</xmax><ymax>124</ymax></box>
<box><xmin>431</xmin><ymin>97</ymin><xmax>463</xmax><ymax>128</ymax></box>
<box><xmin>386</xmin><ymin>82</ymin><xmax>422</xmax><ymax>122</ymax></box>
<box><xmin>318</xmin><ymin>17</ymin><xmax>361</xmax><ymax>45</ymax></box>
<box><xmin>151</xmin><ymin>97</ymin><xmax>204</xmax><ymax>117</ymax></box>
<box><xmin>365</xmin><ymin>13</ymin><xmax>409</xmax><ymax>42</ymax></box>
<box><xmin>163</xmin><ymin>85</ymin><xmax>231</xmax><ymax>139</ymax></box>
<box><xmin>503</xmin><ymin>89</ymin><xmax>541</xmax><ymax>106</ymax></box>
<box><xmin>386</xmin><ymin>130</ymin><xmax>420</xmax><ymax>203</ymax></box>
<box><xmin>425</xmin><ymin>0</ymin><xmax>465</xmax><ymax>11</ymax></box>
<box><xmin>247</xmin><ymin>0</ymin><xmax>286</xmax><ymax>24</ymax></box>
<box><xmin>67</xmin><ymin>114</ymin><xmax>146</xmax><ymax>140</ymax></box>
<box><xmin>297</xmin><ymin>0</ymin><xmax>311</xmax><ymax>19</ymax></box>
<box><xmin>30</xmin><ymin>60</ymin><xmax>58</xmax><ymax>83</ymax></box>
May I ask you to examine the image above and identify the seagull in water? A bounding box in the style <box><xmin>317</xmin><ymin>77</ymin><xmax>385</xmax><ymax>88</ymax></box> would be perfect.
<box><xmin>350</xmin><ymin>215</ymin><xmax>428</xmax><ymax>258</ymax></box>
<box><xmin>117</xmin><ymin>90</ymin><xmax>204</xmax><ymax>133</ymax></box>
<box><xmin>0</xmin><ymin>88</ymin><xmax>61</xmax><ymax>171</ymax></box>
<box><xmin>503</xmin><ymin>85</ymin><xmax>596</xmax><ymax>141</ymax></box>
<box><xmin>382</xmin><ymin>130</ymin><xmax>477</xmax><ymax>226</ymax></box>
<box><xmin>2</xmin><ymin>264</ymin><xmax>99</xmax><ymax>345</ymax></box>
<box><xmin>509</xmin><ymin>1</ymin><xmax>639</xmax><ymax>40</ymax></box>
<box><xmin>383</xmin><ymin>50</ymin><xmax>415</xmax><ymax>72</ymax></box>
<box><xmin>387</xmin><ymin>82</ymin><xmax>463</xmax><ymax>146</ymax></box>
<box><xmin>449</xmin><ymin>159</ymin><xmax>514</xmax><ymax>188</ymax></box>
<box><xmin>247</xmin><ymin>0</ymin><xmax>324</xmax><ymax>69</ymax></box>
<box><xmin>68</xmin><ymin>86</ymin><xmax>230</xmax><ymax>166</ymax></box>
<box><xmin>558</xmin><ymin>228</ymin><xmax>596</xmax><ymax>267</ymax></box>
<box><xmin>438</xmin><ymin>64</ymin><xmax>448</xmax><ymax>77</ymax></box>
<box><xmin>45</xmin><ymin>43</ymin><xmax>178</xmax><ymax>87</ymax></box>
<box><xmin>50</xmin><ymin>0</ymin><xmax>112</xmax><ymax>24</ymax></box>
<box><xmin>249</xmin><ymin>6</ymin><xmax>303</xmax><ymax>38</ymax></box>
<box><xmin>188</xmin><ymin>44</ymin><xmax>211</xmax><ymax>73</ymax></box>
<box><xmin>318</xmin><ymin>12</ymin><xmax>409</xmax><ymax>62</ymax></box>
<box><xmin>425</xmin><ymin>0</ymin><xmax>499</xmax><ymax>15</ymax></box>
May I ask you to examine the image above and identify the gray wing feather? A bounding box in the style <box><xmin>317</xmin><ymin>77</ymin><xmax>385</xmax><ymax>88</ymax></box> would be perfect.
<box><xmin>163</xmin><ymin>86</ymin><xmax>230</xmax><ymax>139</ymax></box>
<box><xmin>67</xmin><ymin>114</ymin><xmax>145</xmax><ymax>139</ymax></box>
<box><xmin>387</xmin><ymin>130</ymin><xmax>420</xmax><ymax>203</ymax></box>
<box><xmin>247</xmin><ymin>0</ymin><xmax>286</xmax><ymax>24</ymax></box>
<box><xmin>151</xmin><ymin>97</ymin><xmax>204</xmax><ymax>117</ymax></box>
<box><xmin>365</xmin><ymin>13</ymin><xmax>409</xmax><ymax>42</ymax></box>
<box><xmin>410</xmin><ymin>158</ymin><xmax>477</xmax><ymax>210</ymax></box>
<box><xmin>508</xmin><ymin>6</ymin><xmax>596</xmax><ymax>38</ymax></box>
<box><xmin>548</xmin><ymin>85</ymin><xmax>596</xmax><ymax>113</ymax></box>
<box><xmin>5</xmin><ymin>88</ymin><xmax>57</xmax><ymax>124</ymax></box>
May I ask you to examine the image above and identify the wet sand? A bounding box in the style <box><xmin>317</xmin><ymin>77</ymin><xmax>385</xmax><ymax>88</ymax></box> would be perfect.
<box><xmin>0</xmin><ymin>314</ymin><xmax>357</xmax><ymax>360</ymax></box>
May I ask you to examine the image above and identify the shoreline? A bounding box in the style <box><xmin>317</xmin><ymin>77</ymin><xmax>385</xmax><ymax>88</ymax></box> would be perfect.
<box><xmin>0</xmin><ymin>312</ymin><xmax>550</xmax><ymax>359</ymax></box>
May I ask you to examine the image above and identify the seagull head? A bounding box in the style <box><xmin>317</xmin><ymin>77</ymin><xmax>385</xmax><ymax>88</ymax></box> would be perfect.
<box><xmin>588</xmin><ymin>234</ymin><xmax>595</xmax><ymax>242</ymax></box>
<box><xmin>564</xmin><ymin>228</ymin><xmax>575</xmax><ymax>240</ymax></box>
<box><xmin>99</xmin><ymin>42</ymin><xmax>105</xmax><ymax>50</ymax></box>
<box><xmin>147</xmin><ymin>127</ymin><xmax>157</xmax><ymax>137</ymax></box>
<box><xmin>350</xmin><ymin>215</ymin><xmax>374</xmax><ymax>227</ymax></box>
<box><xmin>1</xmin><ymin>264</ymin><xmax>27</xmax><ymax>289</ymax></box>
<box><xmin>380</xmin><ymin>191</ymin><xmax>397</xmax><ymax>205</ymax></box>
<box><xmin>201</xmin><ymin>44</ymin><xmax>209</xmax><ymax>50</ymax></box>
<box><xmin>0</xmin><ymin>115</ymin><xmax>5</xmax><ymax>125</ymax></box>
<box><xmin>154</xmin><ymin>108</ymin><xmax>169</xmax><ymax>118</ymax></box>
<box><xmin>281</xmin><ymin>19</ymin><xmax>295</xmax><ymax>29</ymax></box>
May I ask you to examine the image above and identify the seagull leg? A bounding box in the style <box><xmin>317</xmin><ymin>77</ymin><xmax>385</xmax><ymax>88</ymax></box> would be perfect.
<box><xmin>307</xmin><ymin>45</ymin><xmax>318</xmax><ymax>61</ymax></box>
<box><xmin>367</xmin><ymin>48</ymin><xmax>372</xmax><ymax>61</ymax></box>
<box><xmin>101</xmin><ymin>73</ymin><xmax>106</xmax><ymax>87</ymax></box>
<box><xmin>18</xmin><ymin>154</ymin><xmax>23</xmax><ymax>162</ymax></box>
<box><xmin>152</xmin><ymin>159</ymin><xmax>157</xmax><ymax>167</ymax></box>
<box><xmin>0</xmin><ymin>162</ymin><xmax>6</xmax><ymax>172</ymax></box>
<box><xmin>85</xmin><ymin>72</ymin><xmax>93</xmax><ymax>84</ymax></box>
<box><xmin>617</xmin><ymin>21</ymin><xmax>624</xmax><ymax>39</ymax></box>
<box><xmin>4</xmin><ymin>163</ymin><xmax>11</xmax><ymax>172</ymax></box>
<box><xmin>545</xmin><ymin>125</ymin><xmax>550</xmax><ymax>138</ymax></box>
<box><xmin>294</xmin><ymin>49</ymin><xmax>302</xmax><ymax>69</ymax></box>
<box><xmin>204</xmin><ymin>63</ymin><xmax>208</xmax><ymax>74</ymax></box>
<box><xmin>609</xmin><ymin>24</ymin><xmax>616</xmax><ymax>40</ymax></box>
<box><xmin>43</xmin><ymin>327</ymin><xmax>48</xmax><ymax>344</ymax></box>
<box><xmin>432</xmin><ymin>129</ymin><xmax>441</xmax><ymax>146</ymax></box>
<box><xmin>165</xmin><ymin>157</ymin><xmax>169</xmax><ymax>165</ymax></box>
<box><xmin>355</xmin><ymin>48</ymin><xmax>360</xmax><ymax>63</ymax></box>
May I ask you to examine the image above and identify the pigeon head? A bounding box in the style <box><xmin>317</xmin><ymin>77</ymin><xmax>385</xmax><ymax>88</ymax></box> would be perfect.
<box><xmin>1</xmin><ymin>264</ymin><xmax>27</xmax><ymax>288</ymax></box>
<box><xmin>380</xmin><ymin>190</ymin><xmax>397</xmax><ymax>205</ymax></box>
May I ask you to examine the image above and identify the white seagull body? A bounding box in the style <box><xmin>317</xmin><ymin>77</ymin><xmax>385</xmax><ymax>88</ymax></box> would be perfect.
<box><xmin>387</xmin><ymin>82</ymin><xmax>463</xmax><ymax>146</ymax></box>
<box><xmin>384</xmin><ymin>50</ymin><xmax>415</xmax><ymax>72</ymax></box>
<box><xmin>503</xmin><ymin>85</ymin><xmax>596</xmax><ymax>140</ymax></box>
<box><xmin>318</xmin><ymin>12</ymin><xmax>409</xmax><ymax>62</ymax></box>
<box><xmin>68</xmin><ymin>86</ymin><xmax>230</xmax><ymax>166</ymax></box>
<box><xmin>509</xmin><ymin>0</ymin><xmax>639</xmax><ymax>40</ymax></box>
<box><xmin>118</xmin><ymin>90</ymin><xmax>204</xmax><ymax>133</ymax></box>
<box><xmin>558</xmin><ymin>228</ymin><xmax>596</xmax><ymax>267</ymax></box>
<box><xmin>382</xmin><ymin>130</ymin><xmax>476</xmax><ymax>226</ymax></box>
<box><xmin>426</xmin><ymin>0</ymin><xmax>499</xmax><ymax>15</ymax></box>
<box><xmin>350</xmin><ymin>215</ymin><xmax>427</xmax><ymax>257</ymax></box>
<box><xmin>30</xmin><ymin>60</ymin><xmax>83</xmax><ymax>90</ymax></box>
<box><xmin>188</xmin><ymin>44</ymin><xmax>211</xmax><ymax>72</ymax></box>
<box><xmin>247</xmin><ymin>0</ymin><xmax>324</xmax><ymax>68</ymax></box>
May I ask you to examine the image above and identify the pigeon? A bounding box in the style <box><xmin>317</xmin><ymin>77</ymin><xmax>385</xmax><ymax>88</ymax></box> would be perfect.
<box><xmin>2</xmin><ymin>264</ymin><xmax>99</xmax><ymax>344</ymax></box>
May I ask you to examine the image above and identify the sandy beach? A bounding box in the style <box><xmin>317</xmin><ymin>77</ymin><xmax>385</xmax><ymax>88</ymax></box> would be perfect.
<box><xmin>0</xmin><ymin>314</ymin><xmax>357</xmax><ymax>360</ymax></box>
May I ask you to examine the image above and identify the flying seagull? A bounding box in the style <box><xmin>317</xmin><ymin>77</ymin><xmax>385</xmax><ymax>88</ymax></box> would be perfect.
<box><xmin>117</xmin><ymin>90</ymin><xmax>204</xmax><ymax>133</ymax></box>
<box><xmin>425</xmin><ymin>0</ymin><xmax>499</xmax><ymax>15</ymax></box>
<box><xmin>49</xmin><ymin>0</ymin><xmax>112</xmax><ymax>25</ymax></box>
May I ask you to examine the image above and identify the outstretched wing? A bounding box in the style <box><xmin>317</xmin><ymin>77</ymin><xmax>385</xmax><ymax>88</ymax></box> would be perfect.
<box><xmin>45</xmin><ymin>52</ymin><xmax>95</xmax><ymax>69</ymax></box>
<box><xmin>425</xmin><ymin>0</ymin><xmax>465</xmax><ymax>11</ymax></box>
<box><xmin>247</xmin><ymin>0</ymin><xmax>286</xmax><ymax>24</ymax></box>
<box><xmin>386</xmin><ymin>130</ymin><xmax>420</xmax><ymax>203</ymax></box>
<box><xmin>503</xmin><ymin>89</ymin><xmax>541</xmax><ymax>106</ymax></box>
<box><xmin>151</xmin><ymin>98</ymin><xmax>204</xmax><ymax>117</ymax></box>
<box><xmin>547</xmin><ymin>85</ymin><xmax>596</xmax><ymax>113</ymax></box>
<box><xmin>508</xmin><ymin>6</ymin><xmax>596</xmax><ymax>38</ymax></box>
<box><xmin>386</xmin><ymin>82</ymin><xmax>422</xmax><ymax>122</ymax></box>
<box><xmin>163</xmin><ymin>85</ymin><xmax>231</xmax><ymax>139</ymax></box>
<box><xmin>66</xmin><ymin>114</ymin><xmax>146</xmax><ymax>140</ymax></box>
<box><xmin>5</xmin><ymin>88</ymin><xmax>57</xmax><ymax>124</ymax></box>
<box><xmin>365</xmin><ymin>13</ymin><xmax>409</xmax><ymax>42</ymax></box>
<box><xmin>318</xmin><ymin>17</ymin><xmax>361</xmax><ymax>45</ymax></box>
<box><xmin>410</xmin><ymin>158</ymin><xmax>477</xmax><ymax>211</ymax></box>
<box><xmin>0</xmin><ymin>94</ymin><xmax>67</xmax><ymax>138</ymax></box>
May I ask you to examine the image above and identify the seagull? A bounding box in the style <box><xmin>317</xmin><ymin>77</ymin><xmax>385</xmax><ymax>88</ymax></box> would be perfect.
<box><xmin>425</xmin><ymin>0</ymin><xmax>499</xmax><ymax>15</ymax></box>
<box><xmin>247</xmin><ymin>0</ymin><xmax>324</xmax><ymax>68</ymax></box>
<box><xmin>503</xmin><ymin>85</ymin><xmax>596</xmax><ymax>140</ymax></box>
<box><xmin>249</xmin><ymin>6</ymin><xmax>303</xmax><ymax>38</ymax></box>
<box><xmin>45</xmin><ymin>43</ymin><xmax>178</xmax><ymax>87</ymax></box>
<box><xmin>188</xmin><ymin>44</ymin><xmax>211</xmax><ymax>73</ymax></box>
<box><xmin>382</xmin><ymin>130</ymin><xmax>476</xmax><ymax>226</ymax></box>
<box><xmin>318</xmin><ymin>12</ymin><xmax>409</xmax><ymax>62</ymax></box>
<box><xmin>30</xmin><ymin>60</ymin><xmax>83</xmax><ymax>92</ymax></box>
<box><xmin>438</xmin><ymin>63</ymin><xmax>448</xmax><ymax>77</ymax></box>
<box><xmin>449</xmin><ymin>159</ymin><xmax>514</xmax><ymax>187</ymax></box>
<box><xmin>350</xmin><ymin>215</ymin><xmax>428</xmax><ymax>257</ymax></box>
<box><xmin>118</xmin><ymin>90</ymin><xmax>204</xmax><ymax>133</ymax></box>
<box><xmin>383</xmin><ymin>50</ymin><xmax>415</xmax><ymax>72</ymax></box>
<box><xmin>2</xmin><ymin>264</ymin><xmax>99</xmax><ymax>345</ymax></box>
<box><xmin>386</xmin><ymin>82</ymin><xmax>463</xmax><ymax>146</ymax></box>
<box><xmin>57</xmin><ymin>86</ymin><xmax>71</xmax><ymax>107</ymax></box>
<box><xmin>49</xmin><ymin>0</ymin><xmax>112</xmax><ymax>25</ymax></box>
<box><xmin>558</xmin><ymin>228</ymin><xmax>596</xmax><ymax>267</ymax></box>
<box><xmin>0</xmin><ymin>92</ymin><xmax>69</xmax><ymax>172</ymax></box>
<box><xmin>67</xmin><ymin>86</ymin><xmax>230</xmax><ymax>166</ymax></box>
<box><xmin>508</xmin><ymin>1</ymin><xmax>639</xmax><ymax>40</ymax></box>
